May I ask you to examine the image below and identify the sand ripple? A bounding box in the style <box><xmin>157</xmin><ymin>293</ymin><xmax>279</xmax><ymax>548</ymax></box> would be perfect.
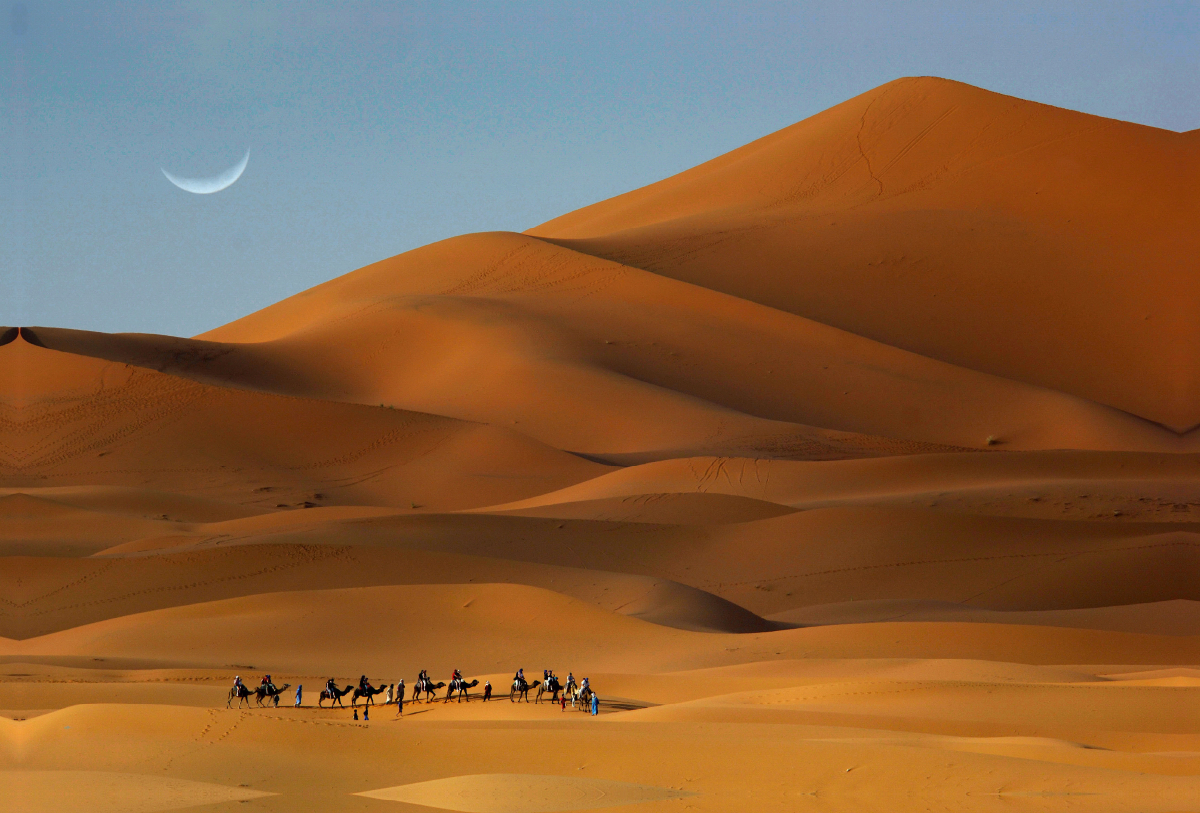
<box><xmin>2</xmin><ymin>770</ymin><xmax>274</xmax><ymax>813</ymax></box>
<box><xmin>356</xmin><ymin>773</ymin><xmax>693</xmax><ymax>812</ymax></box>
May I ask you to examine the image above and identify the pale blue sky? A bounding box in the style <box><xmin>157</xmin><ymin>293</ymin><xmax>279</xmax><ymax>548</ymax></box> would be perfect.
<box><xmin>3</xmin><ymin>1</ymin><xmax>1197</xmax><ymax>336</ymax></box>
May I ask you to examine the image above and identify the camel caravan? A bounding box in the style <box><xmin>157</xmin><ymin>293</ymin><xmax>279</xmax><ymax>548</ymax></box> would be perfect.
<box><xmin>227</xmin><ymin>668</ymin><xmax>597</xmax><ymax>715</ymax></box>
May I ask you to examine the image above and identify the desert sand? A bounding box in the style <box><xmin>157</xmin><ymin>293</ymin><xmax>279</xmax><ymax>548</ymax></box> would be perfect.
<box><xmin>1</xmin><ymin>77</ymin><xmax>1197</xmax><ymax>812</ymax></box>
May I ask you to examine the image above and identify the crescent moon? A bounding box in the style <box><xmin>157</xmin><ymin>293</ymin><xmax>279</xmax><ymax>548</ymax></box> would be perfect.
<box><xmin>161</xmin><ymin>149</ymin><xmax>249</xmax><ymax>194</ymax></box>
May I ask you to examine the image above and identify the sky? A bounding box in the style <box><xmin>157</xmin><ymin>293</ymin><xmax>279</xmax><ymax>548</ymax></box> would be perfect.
<box><xmin>2</xmin><ymin>1</ymin><xmax>1197</xmax><ymax>337</ymax></box>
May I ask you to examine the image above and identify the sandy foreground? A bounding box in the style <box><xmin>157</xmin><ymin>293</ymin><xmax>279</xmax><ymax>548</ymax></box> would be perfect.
<box><xmin>2</xmin><ymin>77</ymin><xmax>1198</xmax><ymax>811</ymax></box>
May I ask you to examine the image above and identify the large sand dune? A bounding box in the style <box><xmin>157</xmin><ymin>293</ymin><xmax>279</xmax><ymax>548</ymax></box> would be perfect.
<box><xmin>2</xmin><ymin>77</ymin><xmax>1196</xmax><ymax>811</ymax></box>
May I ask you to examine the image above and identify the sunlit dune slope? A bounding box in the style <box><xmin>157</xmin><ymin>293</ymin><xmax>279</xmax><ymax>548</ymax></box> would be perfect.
<box><xmin>30</xmin><ymin>223</ymin><xmax>1193</xmax><ymax>454</ymax></box>
<box><xmin>4</xmin><ymin>492</ymin><xmax>1195</xmax><ymax>638</ymax></box>
<box><xmin>5</xmin><ymin>584</ymin><xmax>1197</xmax><ymax>674</ymax></box>
<box><xmin>0</xmin><ymin>537</ymin><xmax>773</xmax><ymax>639</ymax></box>
<box><xmin>530</xmin><ymin>76</ymin><xmax>1200</xmax><ymax>431</ymax></box>
<box><xmin>0</xmin><ymin>335</ymin><xmax>605</xmax><ymax>511</ymax></box>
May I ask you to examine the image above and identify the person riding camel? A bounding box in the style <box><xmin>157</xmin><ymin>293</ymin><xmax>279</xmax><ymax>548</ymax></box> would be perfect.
<box><xmin>566</xmin><ymin>672</ymin><xmax>574</xmax><ymax>688</ymax></box>
<box><xmin>326</xmin><ymin>678</ymin><xmax>337</xmax><ymax>697</ymax></box>
<box><xmin>581</xmin><ymin>677</ymin><xmax>590</xmax><ymax>694</ymax></box>
<box><xmin>515</xmin><ymin>668</ymin><xmax>525</xmax><ymax>686</ymax></box>
<box><xmin>451</xmin><ymin>668</ymin><xmax>462</xmax><ymax>687</ymax></box>
<box><xmin>262</xmin><ymin>674</ymin><xmax>275</xmax><ymax>694</ymax></box>
<box><xmin>359</xmin><ymin>674</ymin><xmax>370</xmax><ymax>691</ymax></box>
<box><xmin>418</xmin><ymin>670</ymin><xmax>428</xmax><ymax>691</ymax></box>
<box><xmin>233</xmin><ymin>675</ymin><xmax>245</xmax><ymax>695</ymax></box>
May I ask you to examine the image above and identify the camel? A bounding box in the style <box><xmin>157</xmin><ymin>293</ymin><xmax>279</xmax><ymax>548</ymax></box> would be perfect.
<box><xmin>319</xmin><ymin>684</ymin><xmax>353</xmax><ymax>708</ymax></box>
<box><xmin>443</xmin><ymin>678</ymin><xmax>479</xmax><ymax>703</ymax></box>
<box><xmin>255</xmin><ymin>682</ymin><xmax>291</xmax><ymax>708</ymax></box>
<box><xmin>410</xmin><ymin>679</ymin><xmax>445</xmax><ymax>704</ymax></box>
<box><xmin>352</xmin><ymin>684</ymin><xmax>388</xmax><ymax>707</ymax></box>
<box><xmin>510</xmin><ymin>676</ymin><xmax>533</xmax><ymax>703</ymax></box>
<box><xmin>572</xmin><ymin>685</ymin><xmax>594</xmax><ymax>711</ymax></box>
<box><xmin>227</xmin><ymin>683</ymin><xmax>253</xmax><ymax>709</ymax></box>
<box><xmin>535</xmin><ymin>676</ymin><xmax>563</xmax><ymax>704</ymax></box>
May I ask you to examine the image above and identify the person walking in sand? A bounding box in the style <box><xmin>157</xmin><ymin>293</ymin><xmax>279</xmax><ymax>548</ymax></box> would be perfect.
<box><xmin>483</xmin><ymin>680</ymin><xmax>492</xmax><ymax>701</ymax></box>
<box><xmin>363</xmin><ymin>705</ymin><xmax>369</xmax><ymax>722</ymax></box>
<box><xmin>353</xmin><ymin>708</ymin><xmax>359</xmax><ymax>721</ymax></box>
<box><xmin>590</xmin><ymin>692</ymin><xmax>599</xmax><ymax>716</ymax></box>
<box><xmin>560</xmin><ymin>693</ymin><xmax>566</xmax><ymax>711</ymax></box>
<box><xmin>394</xmin><ymin>679</ymin><xmax>405</xmax><ymax>716</ymax></box>
<box><xmin>294</xmin><ymin>684</ymin><xmax>302</xmax><ymax>707</ymax></box>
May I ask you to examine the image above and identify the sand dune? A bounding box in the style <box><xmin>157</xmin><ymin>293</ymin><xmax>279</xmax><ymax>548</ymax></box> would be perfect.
<box><xmin>356</xmin><ymin>773</ymin><xmax>692</xmax><ymax>812</ymax></box>
<box><xmin>771</xmin><ymin>599</ymin><xmax>1200</xmax><ymax>636</ymax></box>
<box><xmin>3</xmin><ymin>77</ymin><xmax>1197</xmax><ymax>810</ymax></box>
<box><xmin>3</xmin><ymin>770</ymin><xmax>274</xmax><ymax>813</ymax></box>
<box><xmin>30</xmin><ymin>222</ymin><xmax>1193</xmax><ymax>454</ymax></box>
<box><xmin>0</xmin><ymin>334</ymin><xmax>606</xmax><ymax>511</ymax></box>
<box><xmin>531</xmin><ymin>77</ymin><xmax>1200</xmax><ymax>432</ymax></box>
<box><xmin>6</xmin><ymin>584</ymin><xmax>1197</xmax><ymax>674</ymax></box>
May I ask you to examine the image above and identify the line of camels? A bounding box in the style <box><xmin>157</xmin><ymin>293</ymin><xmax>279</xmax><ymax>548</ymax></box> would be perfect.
<box><xmin>228</xmin><ymin>674</ymin><xmax>594</xmax><ymax>712</ymax></box>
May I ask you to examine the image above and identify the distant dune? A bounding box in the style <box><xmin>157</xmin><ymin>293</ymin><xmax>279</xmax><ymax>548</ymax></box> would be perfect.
<box><xmin>2</xmin><ymin>78</ymin><xmax>1197</xmax><ymax>813</ymax></box>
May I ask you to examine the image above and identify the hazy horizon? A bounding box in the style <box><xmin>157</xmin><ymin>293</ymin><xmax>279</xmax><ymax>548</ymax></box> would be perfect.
<box><xmin>3</xmin><ymin>0</ymin><xmax>1197</xmax><ymax>337</ymax></box>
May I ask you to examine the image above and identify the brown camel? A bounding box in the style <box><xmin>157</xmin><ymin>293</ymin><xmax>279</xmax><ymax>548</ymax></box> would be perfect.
<box><xmin>351</xmin><ymin>684</ymin><xmax>387</xmax><ymax>707</ymax></box>
<box><xmin>535</xmin><ymin>677</ymin><xmax>563</xmax><ymax>704</ymax></box>
<box><xmin>255</xmin><ymin>682</ymin><xmax>291</xmax><ymax>707</ymax></box>
<box><xmin>411</xmin><ymin>679</ymin><xmax>445</xmax><ymax>704</ymax></box>
<box><xmin>319</xmin><ymin>684</ymin><xmax>353</xmax><ymax>708</ymax></box>
<box><xmin>510</xmin><ymin>676</ymin><xmax>533</xmax><ymax>703</ymax></box>
<box><xmin>443</xmin><ymin>678</ymin><xmax>480</xmax><ymax>703</ymax></box>
<box><xmin>227</xmin><ymin>684</ymin><xmax>253</xmax><ymax>709</ymax></box>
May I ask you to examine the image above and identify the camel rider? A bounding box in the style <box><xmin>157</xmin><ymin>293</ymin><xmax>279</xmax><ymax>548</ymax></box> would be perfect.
<box><xmin>514</xmin><ymin>668</ymin><xmax>525</xmax><ymax>686</ymax></box>
<box><xmin>581</xmin><ymin>677</ymin><xmax>590</xmax><ymax>694</ymax></box>
<box><xmin>326</xmin><ymin>678</ymin><xmax>337</xmax><ymax>697</ymax></box>
<box><xmin>566</xmin><ymin>672</ymin><xmax>574</xmax><ymax>688</ymax></box>
<box><xmin>233</xmin><ymin>675</ymin><xmax>245</xmax><ymax>695</ymax></box>
<box><xmin>359</xmin><ymin>675</ymin><xmax>370</xmax><ymax>691</ymax></box>
<box><xmin>418</xmin><ymin>670</ymin><xmax>428</xmax><ymax>690</ymax></box>
<box><xmin>262</xmin><ymin>674</ymin><xmax>275</xmax><ymax>694</ymax></box>
<box><xmin>452</xmin><ymin>668</ymin><xmax>462</xmax><ymax>685</ymax></box>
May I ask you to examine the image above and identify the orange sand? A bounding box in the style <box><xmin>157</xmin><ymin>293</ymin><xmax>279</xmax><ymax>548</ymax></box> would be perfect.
<box><xmin>1</xmin><ymin>77</ymin><xmax>1197</xmax><ymax>812</ymax></box>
